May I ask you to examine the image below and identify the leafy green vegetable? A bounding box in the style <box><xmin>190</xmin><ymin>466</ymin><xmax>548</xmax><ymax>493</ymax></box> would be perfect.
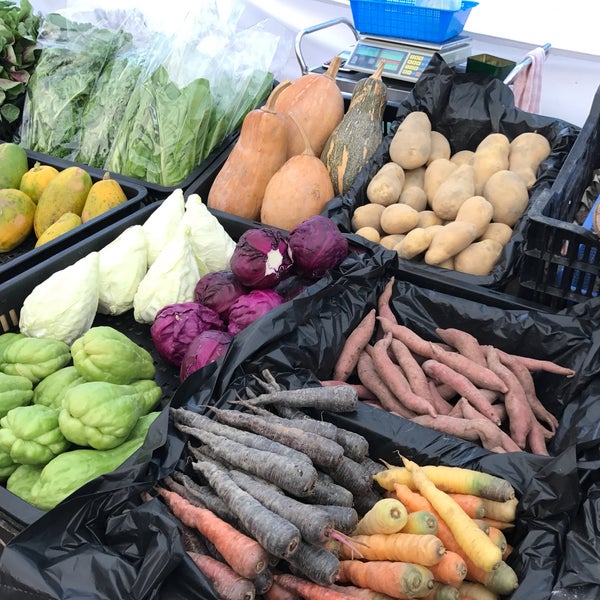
<box><xmin>0</xmin><ymin>0</ymin><xmax>40</xmax><ymax>140</ymax></box>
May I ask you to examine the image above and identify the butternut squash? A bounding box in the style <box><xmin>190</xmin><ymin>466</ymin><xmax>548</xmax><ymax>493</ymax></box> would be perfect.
<box><xmin>321</xmin><ymin>61</ymin><xmax>388</xmax><ymax>195</ymax></box>
<box><xmin>207</xmin><ymin>81</ymin><xmax>291</xmax><ymax>220</ymax></box>
<box><xmin>260</xmin><ymin>114</ymin><xmax>334</xmax><ymax>231</ymax></box>
<box><xmin>389</xmin><ymin>111</ymin><xmax>432</xmax><ymax>170</ymax></box>
<box><xmin>274</xmin><ymin>56</ymin><xmax>344</xmax><ymax>158</ymax></box>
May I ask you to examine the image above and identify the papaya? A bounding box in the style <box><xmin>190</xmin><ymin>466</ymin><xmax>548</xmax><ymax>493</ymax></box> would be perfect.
<box><xmin>0</xmin><ymin>189</ymin><xmax>36</xmax><ymax>252</ymax></box>
<box><xmin>81</xmin><ymin>172</ymin><xmax>127</xmax><ymax>223</ymax></box>
<box><xmin>0</xmin><ymin>143</ymin><xmax>28</xmax><ymax>189</ymax></box>
<box><xmin>19</xmin><ymin>161</ymin><xmax>60</xmax><ymax>204</ymax></box>
<box><xmin>33</xmin><ymin>166</ymin><xmax>93</xmax><ymax>238</ymax></box>
<box><xmin>34</xmin><ymin>212</ymin><xmax>82</xmax><ymax>248</ymax></box>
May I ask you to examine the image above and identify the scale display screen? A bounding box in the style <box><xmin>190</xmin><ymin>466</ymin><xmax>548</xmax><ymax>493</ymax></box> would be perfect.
<box><xmin>346</xmin><ymin>41</ymin><xmax>430</xmax><ymax>82</ymax></box>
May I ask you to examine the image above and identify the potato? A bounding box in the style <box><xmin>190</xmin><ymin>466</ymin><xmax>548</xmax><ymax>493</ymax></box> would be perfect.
<box><xmin>424</xmin><ymin>158</ymin><xmax>458</xmax><ymax>204</ymax></box>
<box><xmin>367</xmin><ymin>162</ymin><xmax>405</xmax><ymax>206</ymax></box>
<box><xmin>417</xmin><ymin>210</ymin><xmax>443</xmax><ymax>229</ymax></box>
<box><xmin>399</xmin><ymin>186</ymin><xmax>427</xmax><ymax>211</ymax></box>
<box><xmin>403</xmin><ymin>166</ymin><xmax>426</xmax><ymax>190</ymax></box>
<box><xmin>437</xmin><ymin>257</ymin><xmax>455</xmax><ymax>270</ymax></box>
<box><xmin>424</xmin><ymin>221</ymin><xmax>478</xmax><ymax>266</ymax></box>
<box><xmin>389</xmin><ymin>111</ymin><xmax>432</xmax><ymax>170</ymax></box>
<box><xmin>352</xmin><ymin>203</ymin><xmax>385</xmax><ymax>233</ymax></box>
<box><xmin>380</xmin><ymin>203</ymin><xmax>420</xmax><ymax>235</ymax></box>
<box><xmin>473</xmin><ymin>133</ymin><xmax>510</xmax><ymax>196</ymax></box>
<box><xmin>454</xmin><ymin>239</ymin><xmax>504</xmax><ymax>276</ymax></box>
<box><xmin>380</xmin><ymin>234</ymin><xmax>406</xmax><ymax>250</ymax></box>
<box><xmin>450</xmin><ymin>149</ymin><xmax>475</xmax><ymax>166</ymax></box>
<box><xmin>430</xmin><ymin>164</ymin><xmax>475</xmax><ymax>221</ymax></box>
<box><xmin>509</xmin><ymin>132</ymin><xmax>552</xmax><ymax>189</ymax></box>
<box><xmin>355</xmin><ymin>226</ymin><xmax>381</xmax><ymax>243</ymax></box>
<box><xmin>395</xmin><ymin>226</ymin><xmax>438</xmax><ymax>259</ymax></box>
<box><xmin>427</xmin><ymin>130</ymin><xmax>451</xmax><ymax>165</ymax></box>
<box><xmin>480</xmin><ymin>222</ymin><xmax>513</xmax><ymax>246</ymax></box>
<box><xmin>484</xmin><ymin>169</ymin><xmax>529</xmax><ymax>226</ymax></box>
<box><xmin>455</xmin><ymin>195</ymin><xmax>494</xmax><ymax>238</ymax></box>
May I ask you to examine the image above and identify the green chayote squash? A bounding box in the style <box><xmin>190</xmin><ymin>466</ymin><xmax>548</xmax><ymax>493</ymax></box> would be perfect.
<box><xmin>0</xmin><ymin>404</ymin><xmax>70</xmax><ymax>465</ymax></box>
<box><xmin>33</xmin><ymin>366</ymin><xmax>86</xmax><ymax>409</ymax></box>
<box><xmin>58</xmin><ymin>379</ymin><xmax>162</xmax><ymax>449</ymax></box>
<box><xmin>8</xmin><ymin>411</ymin><xmax>159</xmax><ymax>511</ymax></box>
<box><xmin>0</xmin><ymin>372</ymin><xmax>34</xmax><ymax>418</ymax></box>
<box><xmin>0</xmin><ymin>336</ymin><xmax>71</xmax><ymax>384</ymax></box>
<box><xmin>71</xmin><ymin>326</ymin><xmax>155</xmax><ymax>384</ymax></box>
<box><xmin>0</xmin><ymin>332</ymin><xmax>25</xmax><ymax>360</ymax></box>
<box><xmin>0</xmin><ymin>448</ymin><xmax>18</xmax><ymax>481</ymax></box>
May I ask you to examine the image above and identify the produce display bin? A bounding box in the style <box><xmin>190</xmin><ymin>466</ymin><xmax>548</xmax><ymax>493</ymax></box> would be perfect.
<box><xmin>519</xmin><ymin>84</ymin><xmax>600</xmax><ymax>309</ymax></box>
<box><xmin>348</xmin><ymin>0</ymin><xmax>478</xmax><ymax>43</ymax></box>
<box><xmin>0</xmin><ymin>197</ymin><xmax>255</xmax><ymax>538</ymax></box>
<box><xmin>325</xmin><ymin>54</ymin><xmax>580</xmax><ymax>295</ymax></box>
<box><xmin>0</xmin><ymin>149</ymin><xmax>148</xmax><ymax>285</ymax></box>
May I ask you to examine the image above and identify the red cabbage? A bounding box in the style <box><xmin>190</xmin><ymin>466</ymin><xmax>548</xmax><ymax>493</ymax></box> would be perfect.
<box><xmin>226</xmin><ymin>289</ymin><xmax>284</xmax><ymax>335</ymax></box>
<box><xmin>194</xmin><ymin>270</ymin><xmax>247</xmax><ymax>320</ymax></box>
<box><xmin>151</xmin><ymin>302</ymin><xmax>224</xmax><ymax>366</ymax></box>
<box><xmin>288</xmin><ymin>215</ymin><xmax>349</xmax><ymax>278</ymax></box>
<box><xmin>230</xmin><ymin>228</ymin><xmax>293</xmax><ymax>289</ymax></box>
<box><xmin>179</xmin><ymin>329</ymin><xmax>233</xmax><ymax>381</ymax></box>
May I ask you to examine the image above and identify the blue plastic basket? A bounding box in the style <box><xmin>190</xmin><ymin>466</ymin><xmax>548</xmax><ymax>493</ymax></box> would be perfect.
<box><xmin>349</xmin><ymin>0</ymin><xmax>478</xmax><ymax>43</ymax></box>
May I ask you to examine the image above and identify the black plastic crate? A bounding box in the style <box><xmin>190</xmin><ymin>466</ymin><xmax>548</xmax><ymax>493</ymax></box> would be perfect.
<box><xmin>0</xmin><ymin>198</ymin><xmax>255</xmax><ymax>534</ymax></box>
<box><xmin>0</xmin><ymin>149</ymin><xmax>148</xmax><ymax>285</ymax></box>
<box><xmin>519</xmin><ymin>84</ymin><xmax>600</xmax><ymax>309</ymax></box>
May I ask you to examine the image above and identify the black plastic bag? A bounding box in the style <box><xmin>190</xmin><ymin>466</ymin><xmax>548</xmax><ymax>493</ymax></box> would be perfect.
<box><xmin>324</xmin><ymin>53</ymin><xmax>581</xmax><ymax>291</ymax></box>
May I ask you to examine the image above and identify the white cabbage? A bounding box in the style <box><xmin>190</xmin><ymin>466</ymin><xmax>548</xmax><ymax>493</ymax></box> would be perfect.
<box><xmin>142</xmin><ymin>188</ymin><xmax>185</xmax><ymax>265</ymax></box>
<box><xmin>182</xmin><ymin>193</ymin><xmax>236</xmax><ymax>272</ymax></box>
<box><xmin>133</xmin><ymin>222</ymin><xmax>200</xmax><ymax>324</ymax></box>
<box><xmin>19</xmin><ymin>252</ymin><xmax>100</xmax><ymax>345</ymax></box>
<box><xmin>97</xmin><ymin>225</ymin><xmax>148</xmax><ymax>315</ymax></box>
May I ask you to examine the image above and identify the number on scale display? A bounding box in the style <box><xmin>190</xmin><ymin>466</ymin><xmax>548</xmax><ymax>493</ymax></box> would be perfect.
<box><xmin>348</xmin><ymin>43</ymin><xmax>431</xmax><ymax>80</ymax></box>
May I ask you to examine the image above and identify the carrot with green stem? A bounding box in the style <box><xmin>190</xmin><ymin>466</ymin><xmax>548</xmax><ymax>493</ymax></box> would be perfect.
<box><xmin>471</xmin><ymin>520</ymin><xmax>490</xmax><ymax>535</ymax></box>
<box><xmin>421</xmin><ymin>581</ymin><xmax>460</xmax><ymax>600</ymax></box>
<box><xmin>185</xmin><ymin>427</ymin><xmax>317</xmax><ymax>498</ymax></box>
<box><xmin>486</xmin><ymin>527</ymin><xmax>507</xmax><ymax>554</ymax></box>
<box><xmin>357</xmin><ymin>350</ymin><xmax>417</xmax><ymax>419</ymax></box>
<box><xmin>434</xmin><ymin>328</ymin><xmax>487</xmax><ymax>367</ymax></box>
<box><xmin>156</xmin><ymin>487</ymin><xmax>269</xmax><ymax>579</ymax></box>
<box><xmin>207</xmin><ymin>406</ymin><xmax>345</xmax><ymax>470</ymax></box>
<box><xmin>401</xmin><ymin>510</ymin><xmax>438</xmax><ymax>535</ymax></box>
<box><xmin>458</xmin><ymin>580</ymin><xmax>499</xmax><ymax>600</ymax></box>
<box><xmin>377</xmin><ymin>465</ymin><xmax>515</xmax><ymax>502</ymax></box>
<box><xmin>463</xmin><ymin>558</ymin><xmax>518</xmax><ymax>595</ymax></box>
<box><xmin>337</xmin><ymin>559</ymin><xmax>435</xmax><ymax>599</ymax></box>
<box><xmin>420</xmin><ymin>360</ymin><xmax>501</xmax><ymax>426</ymax></box>
<box><xmin>400</xmin><ymin>456</ymin><xmax>503</xmax><ymax>572</ymax></box>
<box><xmin>353</xmin><ymin>497</ymin><xmax>409</xmax><ymax>535</ymax></box>
<box><xmin>371</xmin><ymin>333</ymin><xmax>437</xmax><ymax>417</ymax></box>
<box><xmin>428</xmin><ymin>550</ymin><xmax>468</xmax><ymax>587</ymax></box>
<box><xmin>192</xmin><ymin>458</ymin><xmax>301</xmax><ymax>560</ymax></box>
<box><xmin>341</xmin><ymin>532</ymin><xmax>445</xmax><ymax>566</ymax></box>
<box><xmin>333</xmin><ymin>307</ymin><xmax>378</xmax><ymax>382</ymax></box>
<box><xmin>228</xmin><ymin>468</ymin><xmax>335</xmax><ymax>545</ymax></box>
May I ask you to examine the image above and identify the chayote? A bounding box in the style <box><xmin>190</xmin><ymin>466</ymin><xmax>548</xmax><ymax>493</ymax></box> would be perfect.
<box><xmin>58</xmin><ymin>379</ymin><xmax>162</xmax><ymax>450</ymax></box>
<box><xmin>0</xmin><ymin>372</ymin><xmax>33</xmax><ymax>418</ymax></box>
<box><xmin>71</xmin><ymin>326</ymin><xmax>155</xmax><ymax>384</ymax></box>
<box><xmin>0</xmin><ymin>336</ymin><xmax>71</xmax><ymax>384</ymax></box>
<box><xmin>0</xmin><ymin>404</ymin><xmax>70</xmax><ymax>465</ymax></box>
<box><xmin>0</xmin><ymin>448</ymin><xmax>18</xmax><ymax>481</ymax></box>
<box><xmin>0</xmin><ymin>332</ymin><xmax>25</xmax><ymax>361</ymax></box>
<box><xmin>33</xmin><ymin>365</ymin><xmax>86</xmax><ymax>409</ymax></box>
<box><xmin>15</xmin><ymin>411</ymin><xmax>159</xmax><ymax>511</ymax></box>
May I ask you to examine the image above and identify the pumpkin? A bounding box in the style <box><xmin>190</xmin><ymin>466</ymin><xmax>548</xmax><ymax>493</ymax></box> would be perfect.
<box><xmin>260</xmin><ymin>114</ymin><xmax>334</xmax><ymax>231</ymax></box>
<box><xmin>274</xmin><ymin>55</ymin><xmax>344</xmax><ymax>158</ymax></box>
<box><xmin>321</xmin><ymin>61</ymin><xmax>388</xmax><ymax>195</ymax></box>
<box><xmin>207</xmin><ymin>81</ymin><xmax>291</xmax><ymax>221</ymax></box>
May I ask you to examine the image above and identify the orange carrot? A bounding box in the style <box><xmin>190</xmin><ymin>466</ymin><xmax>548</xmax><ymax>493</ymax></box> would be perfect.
<box><xmin>446</xmin><ymin>494</ymin><xmax>486</xmax><ymax>519</ymax></box>
<box><xmin>428</xmin><ymin>551</ymin><xmax>467</xmax><ymax>587</ymax></box>
<box><xmin>264</xmin><ymin>580</ymin><xmax>302</xmax><ymax>600</ymax></box>
<box><xmin>458</xmin><ymin>580</ymin><xmax>499</xmax><ymax>600</ymax></box>
<box><xmin>329</xmin><ymin>583</ymin><xmax>397</xmax><ymax>599</ymax></box>
<box><xmin>353</xmin><ymin>498</ymin><xmax>408</xmax><ymax>535</ymax></box>
<box><xmin>421</xmin><ymin>581</ymin><xmax>460</xmax><ymax>600</ymax></box>
<box><xmin>401</xmin><ymin>510</ymin><xmax>438</xmax><ymax>535</ymax></box>
<box><xmin>157</xmin><ymin>487</ymin><xmax>269</xmax><ymax>579</ymax></box>
<box><xmin>187</xmin><ymin>551</ymin><xmax>256</xmax><ymax>600</ymax></box>
<box><xmin>486</xmin><ymin>527</ymin><xmax>507</xmax><ymax>555</ymax></box>
<box><xmin>377</xmin><ymin>276</ymin><xmax>398</xmax><ymax>325</ymax></box>
<box><xmin>333</xmin><ymin>308</ymin><xmax>377</xmax><ymax>381</ymax></box>
<box><xmin>341</xmin><ymin>532</ymin><xmax>445</xmax><ymax>566</ymax></box>
<box><xmin>471</xmin><ymin>520</ymin><xmax>490</xmax><ymax>535</ymax></box>
<box><xmin>479</xmin><ymin>497</ymin><xmax>518</xmax><ymax>523</ymax></box>
<box><xmin>480</xmin><ymin>518</ymin><xmax>515</xmax><ymax>531</ymax></box>
<box><xmin>401</xmin><ymin>457</ymin><xmax>503</xmax><ymax>573</ymax></box>
<box><xmin>337</xmin><ymin>560</ymin><xmax>435</xmax><ymax>599</ymax></box>
<box><xmin>502</xmin><ymin>544</ymin><xmax>513</xmax><ymax>560</ymax></box>
<box><xmin>274</xmin><ymin>573</ymin><xmax>357</xmax><ymax>600</ymax></box>
<box><xmin>463</xmin><ymin>559</ymin><xmax>518</xmax><ymax>596</ymax></box>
